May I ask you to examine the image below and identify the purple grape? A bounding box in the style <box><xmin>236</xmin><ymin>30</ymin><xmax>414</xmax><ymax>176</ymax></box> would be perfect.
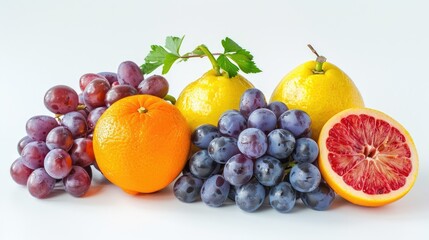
<box><xmin>27</xmin><ymin>168</ymin><xmax>56</xmax><ymax>199</ymax></box>
<box><xmin>87</xmin><ymin>107</ymin><xmax>107</xmax><ymax>131</ymax></box>
<box><xmin>292</xmin><ymin>138</ymin><xmax>319</xmax><ymax>163</ymax></box>
<box><xmin>173</xmin><ymin>174</ymin><xmax>204</xmax><ymax>203</ymax></box>
<box><xmin>78</xmin><ymin>108</ymin><xmax>89</xmax><ymax>117</ymax></box>
<box><xmin>289</xmin><ymin>163</ymin><xmax>321</xmax><ymax>193</ymax></box>
<box><xmin>267</xmin><ymin>129</ymin><xmax>295</xmax><ymax>160</ymax></box>
<box><xmin>237</xmin><ymin>128</ymin><xmax>268</xmax><ymax>159</ymax></box>
<box><xmin>105</xmin><ymin>85</ymin><xmax>137</xmax><ymax>107</ymax></box>
<box><xmin>97</xmin><ymin>72</ymin><xmax>118</xmax><ymax>85</ymax></box>
<box><xmin>254</xmin><ymin>155</ymin><xmax>284</xmax><ymax>187</ymax></box>
<box><xmin>117</xmin><ymin>61</ymin><xmax>144</xmax><ymax>88</ymax></box>
<box><xmin>63</xmin><ymin>166</ymin><xmax>91</xmax><ymax>197</ymax></box>
<box><xmin>200</xmin><ymin>174</ymin><xmax>230</xmax><ymax>207</ymax></box>
<box><xmin>239</xmin><ymin>88</ymin><xmax>267</xmax><ymax>118</ymax></box>
<box><xmin>83</xmin><ymin>79</ymin><xmax>110</xmax><ymax>109</ymax></box>
<box><xmin>61</xmin><ymin>111</ymin><xmax>88</xmax><ymax>138</ymax></box>
<box><xmin>10</xmin><ymin>157</ymin><xmax>34</xmax><ymax>185</ymax></box>
<box><xmin>189</xmin><ymin>150</ymin><xmax>219</xmax><ymax>179</ymax></box>
<box><xmin>223</xmin><ymin>154</ymin><xmax>254</xmax><ymax>186</ymax></box>
<box><xmin>228</xmin><ymin>185</ymin><xmax>238</xmax><ymax>202</ymax></box>
<box><xmin>137</xmin><ymin>75</ymin><xmax>169</xmax><ymax>98</ymax></box>
<box><xmin>21</xmin><ymin>141</ymin><xmax>49</xmax><ymax>169</ymax></box>
<box><xmin>235</xmin><ymin>179</ymin><xmax>266</xmax><ymax>212</ymax></box>
<box><xmin>218</xmin><ymin>110</ymin><xmax>247</xmax><ymax>138</ymax></box>
<box><xmin>269</xmin><ymin>182</ymin><xmax>296</xmax><ymax>213</ymax></box>
<box><xmin>267</xmin><ymin>101</ymin><xmax>288</xmax><ymax>119</ymax></box>
<box><xmin>69</xmin><ymin>138</ymin><xmax>95</xmax><ymax>167</ymax></box>
<box><xmin>26</xmin><ymin>115</ymin><xmax>59</xmax><ymax>141</ymax></box>
<box><xmin>44</xmin><ymin>149</ymin><xmax>73</xmax><ymax>179</ymax></box>
<box><xmin>17</xmin><ymin>136</ymin><xmax>35</xmax><ymax>154</ymax></box>
<box><xmin>247</xmin><ymin>108</ymin><xmax>277</xmax><ymax>134</ymax></box>
<box><xmin>84</xmin><ymin>166</ymin><xmax>93</xmax><ymax>180</ymax></box>
<box><xmin>278</xmin><ymin>110</ymin><xmax>312</xmax><ymax>138</ymax></box>
<box><xmin>191</xmin><ymin>124</ymin><xmax>221</xmax><ymax>149</ymax></box>
<box><xmin>181</xmin><ymin>160</ymin><xmax>191</xmax><ymax>175</ymax></box>
<box><xmin>44</xmin><ymin>85</ymin><xmax>79</xmax><ymax>114</ymax></box>
<box><xmin>207</xmin><ymin>136</ymin><xmax>240</xmax><ymax>164</ymax></box>
<box><xmin>301</xmin><ymin>182</ymin><xmax>335</xmax><ymax>211</ymax></box>
<box><xmin>45</xmin><ymin>126</ymin><xmax>74</xmax><ymax>151</ymax></box>
<box><xmin>79</xmin><ymin>73</ymin><xmax>107</xmax><ymax>91</ymax></box>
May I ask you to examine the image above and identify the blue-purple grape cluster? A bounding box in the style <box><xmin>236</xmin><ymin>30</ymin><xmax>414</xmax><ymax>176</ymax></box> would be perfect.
<box><xmin>10</xmin><ymin>61</ymin><xmax>172</xmax><ymax>199</ymax></box>
<box><xmin>173</xmin><ymin>88</ymin><xmax>335</xmax><ymax>213</ymax></box>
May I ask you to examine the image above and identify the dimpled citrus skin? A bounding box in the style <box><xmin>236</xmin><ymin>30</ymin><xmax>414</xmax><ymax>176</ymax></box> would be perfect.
<box><xmin>270</xmin><ymin>61</ymin><xmax>364</xmax><ymax>140</ymax></box>
<box><xmin>93</xmin><ymin>95</ymin><xmax>191</xmax><ymax>194</ymax></box>
<box><xmin>175</xmin><ymin>70</ymin><xmax>254</xmax><ymax>132</ymax></box>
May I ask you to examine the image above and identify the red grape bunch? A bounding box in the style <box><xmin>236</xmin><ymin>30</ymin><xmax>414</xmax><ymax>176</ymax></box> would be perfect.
<box><xmin>10</xmin><ymin>61</ymin><xmax>171</xmax><ymax>199</ymax></box>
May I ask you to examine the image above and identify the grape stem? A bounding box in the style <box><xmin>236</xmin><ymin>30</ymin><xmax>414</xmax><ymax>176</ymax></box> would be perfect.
<box><xmin>307</xmin><ymin>44</ymin><xmax>327</xmax><ymax>74</ymax></box>
<box><xmin>281</xmin><ymin>161</ymin><xmax>296</xmax><ymax>181</ymax></box>
<box><xmin>76</xmin><ymin>104</ymin><xmax>86</xmax><ymax>111</ymax></box>
<box><xmin>163</xmin><ymin>94</ymin><xmax>177</xmax><ymax>105</ymax></box>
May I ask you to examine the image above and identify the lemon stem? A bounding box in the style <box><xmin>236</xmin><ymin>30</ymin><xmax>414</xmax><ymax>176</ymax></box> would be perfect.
<box><xmin>137</xmin><ymin>106</ymin><xmax>148</xmax><ymax>114</ymax></box>
<box><xmin>197</xmin><ymin>44</ymin><xmax>221</xmax><ymax>76</ymax></box>
<box><xmin>163</xmin><ymin>94</ymin><xmax>177</xmax><ymax>105</ymax></box>
<box><xmin>307</xmin><ymin>44</ymin><xmax>327</xmax><ymax>74</ymax></box>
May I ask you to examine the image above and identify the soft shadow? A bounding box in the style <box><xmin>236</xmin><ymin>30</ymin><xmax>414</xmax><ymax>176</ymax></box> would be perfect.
<box><xmin>128</xmin><ymin>185</ymin><xmax>176</xmax><ymax>201</ymax></box>
<box><xmin>329</xmin><ymin>195</ymin><xmax>350</xmax><ymax>210</ymax></box>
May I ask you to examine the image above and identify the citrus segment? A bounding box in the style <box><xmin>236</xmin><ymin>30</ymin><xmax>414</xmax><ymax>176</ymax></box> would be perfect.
<box><xmin>318</xmin><ymin>108</ymin><xmax>418</xmax><ymax>206</ymax></box>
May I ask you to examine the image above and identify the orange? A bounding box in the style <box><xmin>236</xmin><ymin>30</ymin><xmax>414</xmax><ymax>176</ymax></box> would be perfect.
<box><xmin>318</xmin><ymin>108</ymin><xmax>418</xmax><ymax>207</ymax></box>
<box><xmin>93</xmin><ymin>95</ymin><xmax>191</xmax><ymax>194</ymax></box>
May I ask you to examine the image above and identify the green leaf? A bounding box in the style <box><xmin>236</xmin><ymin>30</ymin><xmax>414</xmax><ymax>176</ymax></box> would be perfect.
<box><xmin>145</xmin><ymin>45</ymin><xmax>168</xmax><ymax>62</ymax></box>
<box><xmin>141</xmin><ymin>45</ymin><xmax>169</xmax><ymax>74</ymax></box>
<box><xmin>162</xmin><ymin>53</ymin><xmax>179</xmax><ymax>74</ymax></box>
<box><xmin>217</xmin><ymin>54</ymin><xmax>239</xmax><ymax>77</ymax></box>
<box><xmin>165</xmin><ymin>36</ymin><xmax>184</xmax><ymax>56</ymax></box>
<box><xmin>227</xmin><ymin>51</ymin><xmax>261</xmax><ymax>74</ymax></box>
<box><xmin>222</xmin><ymin>37</ymin><xmax>243</xmax><ymax>53</ymax></box>
<box><xmin>141</xmin><ymin>62</ymin><xmax>163</xmax><ymax>74</ymax></box>
<box><xmin>236</xmin><ymin>49</ymin><xmax>254</xmax><ymax>60</ymax></box>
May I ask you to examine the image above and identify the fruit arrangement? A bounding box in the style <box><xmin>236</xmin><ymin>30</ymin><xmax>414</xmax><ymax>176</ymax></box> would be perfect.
<box><xmin>10</xmin><ymin>36</ymin><xmax>418</xmax><ymax>213</ymax></box>
<box><xmin>10</xmin><ymin>60</ymin><xmax>176</xmax><ymax>198</ymax></box>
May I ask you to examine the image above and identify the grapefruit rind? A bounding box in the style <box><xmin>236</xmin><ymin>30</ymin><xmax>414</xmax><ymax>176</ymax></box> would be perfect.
<box><xmin>318</xmin><ymin>108</ymin><xmax>418</xmax><ymax>207</ymax></box>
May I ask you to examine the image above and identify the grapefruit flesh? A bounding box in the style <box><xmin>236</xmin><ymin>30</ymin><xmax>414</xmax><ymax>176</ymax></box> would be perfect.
<box><xmin>318</xmin><ymin>108</ymin><xmax>418</xmax><ymax>207</ymax></box>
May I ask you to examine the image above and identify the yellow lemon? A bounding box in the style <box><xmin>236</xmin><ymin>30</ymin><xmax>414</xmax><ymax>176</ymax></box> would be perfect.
<box><xmin>176</xmin><ymin>69</ymin><xmax>254</xmax><ymax>131</ymax></box>
<box><xmin>270</xmin><ymin>59</ymin><xmax>364</xmax><ymax>140</ymax></box>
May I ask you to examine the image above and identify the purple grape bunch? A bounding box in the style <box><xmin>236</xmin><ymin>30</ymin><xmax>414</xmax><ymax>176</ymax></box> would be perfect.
<box><xmin>10</xmin><ymin>60</ymin><xmax>172</xmax><ymax>199</ymax></box>
<box><xmin>173</xmin><ymin>88</ymin><xmax>335</xmax><ymax>213</ymax></box>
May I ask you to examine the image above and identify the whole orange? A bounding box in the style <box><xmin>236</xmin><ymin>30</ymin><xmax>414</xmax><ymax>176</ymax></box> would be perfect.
<box><xmin>93</xmin><ymin>95</ymin><xmax>191</xmax><ymax>194</ymax></box>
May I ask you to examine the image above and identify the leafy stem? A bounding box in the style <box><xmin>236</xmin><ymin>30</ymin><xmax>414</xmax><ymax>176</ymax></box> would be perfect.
<box><xmin>196</xmin><ymin>45</ymin><xmax>221</xmax><ymax>76</ymax></box>
<box><xmin>141</xmin><ymin>36</ymin><xmax>262</xmax><ymax>78</ymax></box>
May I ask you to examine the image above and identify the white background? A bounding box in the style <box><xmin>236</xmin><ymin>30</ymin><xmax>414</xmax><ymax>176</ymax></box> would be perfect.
<box><xmin>1</xmin><ymin>0</ymin><xmax>428</xmax><ymax>239</ymax></box>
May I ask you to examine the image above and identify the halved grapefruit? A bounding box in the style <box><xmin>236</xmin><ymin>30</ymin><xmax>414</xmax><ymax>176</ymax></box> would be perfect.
<box><xmin>318</xmin><ymin>108</ymin><xmax>418</xmax><ymax>207</ymax></box>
